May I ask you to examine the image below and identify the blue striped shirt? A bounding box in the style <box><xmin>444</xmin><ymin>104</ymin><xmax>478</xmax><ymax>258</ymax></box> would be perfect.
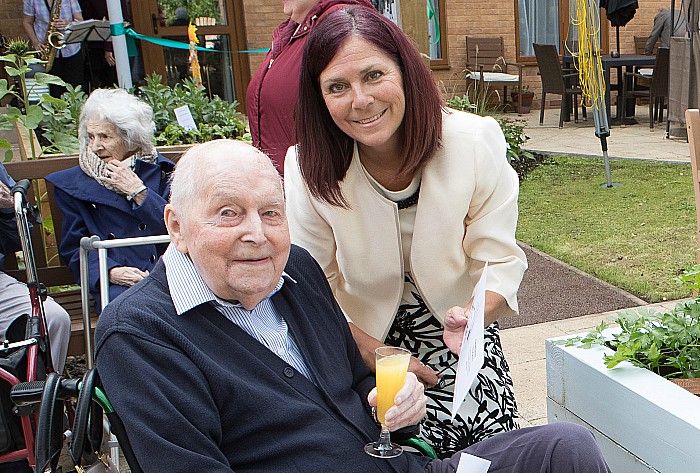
<box><xmin>162</xmin><ymin>244</ymin><xmax>314</xmax><ymax>382</ymax></box>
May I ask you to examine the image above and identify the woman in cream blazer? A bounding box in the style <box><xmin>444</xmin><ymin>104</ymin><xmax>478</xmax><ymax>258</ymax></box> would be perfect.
<box><xmin>285</xmin><ymin>6</ymin><xmax>527</xmax><ymax>455</ymax></box>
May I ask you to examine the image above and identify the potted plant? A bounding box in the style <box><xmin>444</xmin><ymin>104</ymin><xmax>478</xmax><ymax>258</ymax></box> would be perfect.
<box><xmin>510</xmin><ymin>85</ymin><xmax>534</xmax><ymax>114</ymax></box>
<box><xmin>559</xmin><ymin>264</ymin><xmax>700</xmax><ymax>391</ymax></box>
<box><xmin>546</xmin><ymin>265</ymin><xmax>700</xmax><ymax>473</ymax></box>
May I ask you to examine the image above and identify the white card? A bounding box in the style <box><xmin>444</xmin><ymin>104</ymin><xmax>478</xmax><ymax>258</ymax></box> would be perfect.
<box><xmin>451</xmin><ymin>263</ymin><xmax>488</xmax><ymax>420</ymax></box>
<box><xmin>174</xmin><ymin>105</ymin><xmax>197</xmax><ymax>131</ymax></box>
<box><xmin>456</xmin><ymin>452</ymin><xmax>491</xmax><ymax>473</ymax></box>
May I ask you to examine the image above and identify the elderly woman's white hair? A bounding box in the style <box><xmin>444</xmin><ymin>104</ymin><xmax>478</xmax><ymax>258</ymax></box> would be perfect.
<box><xmin>78</xmin><ymin>88</ymin><xmax>156</xmax><ymax>153</ymax></box>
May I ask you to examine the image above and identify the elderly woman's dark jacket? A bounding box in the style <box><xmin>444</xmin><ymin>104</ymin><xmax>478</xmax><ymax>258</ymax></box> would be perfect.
<box><xmin>45</xmin><ymin>154</ymin><xmax>174</xmax><ymax>311</ymax></box>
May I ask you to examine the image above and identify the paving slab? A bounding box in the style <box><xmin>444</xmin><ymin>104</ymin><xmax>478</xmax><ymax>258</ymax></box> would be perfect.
<box><xmin>501</xmin><ymin>105</ymin><xmax>691</xmax><ymax>163</ymax></box>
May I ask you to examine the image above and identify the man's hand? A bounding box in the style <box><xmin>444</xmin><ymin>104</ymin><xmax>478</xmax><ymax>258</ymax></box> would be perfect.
<box><xmin>368</xmin><ymin>372</ymin><xmax>426</xmax><ymax>431</ymax></box>
<box><xmin>109</xmin><ymin>266</ymin><xmax>148</xmax><ymax>287</ymax></box>
<box><xmin>0</xmin><ymin>182</ymin><xmax>13</xmax><ymax>209</ymax></box>
<box><xmin>443</xmin><ymin>304</ymin><xmax>471</xmax><ymax>354</ymax></box>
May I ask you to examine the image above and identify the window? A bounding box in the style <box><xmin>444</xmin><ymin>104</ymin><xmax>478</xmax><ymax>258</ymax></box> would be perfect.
<box><xmin>373</xmin><ymin>0</ymin><xmax>448</xmax><ymax>69</ymax></box>
<box><xmin>516</xmin><ymin>0</ymin><xmax>608</xmax><ymax>63</ymax></box>
<box><xmin>427</xmin><ymin>0</ymin><xmax>448</xmax><ymax>68</ymax></box>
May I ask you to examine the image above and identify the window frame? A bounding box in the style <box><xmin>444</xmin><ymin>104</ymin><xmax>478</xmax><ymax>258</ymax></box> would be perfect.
<box><xmin>428</xmin><ymin>0</ymin><xmax>449</xmax><ymax>69</ymax></box>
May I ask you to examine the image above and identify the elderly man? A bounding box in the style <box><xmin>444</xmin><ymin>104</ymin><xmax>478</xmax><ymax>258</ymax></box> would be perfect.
<box><xmin>94</xmin><ymin>139</ymin><xmax>611</xmax><ymax>472</ymax></box>
<box><xmin>645</xmin><ymin>8</ymin><xmax>688</xmax><ymax>55</ymax></box>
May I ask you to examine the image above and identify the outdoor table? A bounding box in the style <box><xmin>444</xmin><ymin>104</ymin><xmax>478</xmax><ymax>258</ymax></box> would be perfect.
<box><xmin>563</xmin><ymin>53</ymin><xmax>656</xmax><ymax>123</ymax></box>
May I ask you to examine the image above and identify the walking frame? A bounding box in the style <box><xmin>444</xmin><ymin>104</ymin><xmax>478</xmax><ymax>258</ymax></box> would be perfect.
<box><xmin>0</xmin><ymin>180</ymin><xmax>54</xmax><ymax>468</ymax></box>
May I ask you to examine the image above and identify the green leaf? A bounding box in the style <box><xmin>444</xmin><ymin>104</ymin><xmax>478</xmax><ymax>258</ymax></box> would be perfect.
<box><xmin>3</xmin><ymin>148</ymin><xmax>13</xmax><ymax>163</ymax></box>
<box><xmin>0</xmin><ymin>139</ymin><xmax>11</xmax><ymax>150</ymax></box>
<box><xmin>24</xmin><ymin>105</ymin><xmax>45</xmax><ymax>129</ymax></box>
<box><xmin>41</xmin><ymin>95</ymin><xmax>66</xmax><ymax>106</ymax></box>
<box><xmin>34</xmin><ymin>72</ymin><xmax>66</xmax><ymax>86</ymax></box>
<box><xmin>5</xmin><ymin>66</ymin><xmax>22</xmax><ymax>77</ymax></box>
<box><xmin>3</xmin><ymin>107</ymin><xmax>22</xmax><ymax>121</ymax></box>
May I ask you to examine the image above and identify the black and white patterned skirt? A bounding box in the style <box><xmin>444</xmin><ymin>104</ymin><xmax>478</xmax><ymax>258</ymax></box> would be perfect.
<box><xmin>384</xmin><ymin>274</ymin><xmax>519</xmax><ymax>457</ymax></box>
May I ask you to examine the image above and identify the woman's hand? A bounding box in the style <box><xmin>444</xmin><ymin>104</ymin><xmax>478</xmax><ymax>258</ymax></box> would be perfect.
<box><xmin>443</xmin><ymin>304</ymin><xmax>471</xmax><ymax>354</ymax></box>
<box><xmin>367</xmin><ymin>372</ymin><xmax>426</xmax><ymax>431</ymax></box>
<box><xmin>0</xmin><ymin>182</ymin><xmax>12</xmax><ymax>209</ymax></box>
<box><xmin>349</xmin><ymin>323</ymin><xmax>439</xmax><ymax>388</ymax></box>
<box><xmin>109</xmin><ymin>266</ymin><xmax>148</xmax><ymax>287</ymax></box>
<box><xmin>408</xmin><ymin>357</ymin><xmax>439</xmax><ymax>388</ymax></box>
<box><xmin>100</xmin><ymin>159</ymin><xmax>148</xmax><ymax>205</ymax></box>
<box><xmin>443</xmin><ymin>292</ymin><xmax>509</xmax><ymax>354</ymax></box>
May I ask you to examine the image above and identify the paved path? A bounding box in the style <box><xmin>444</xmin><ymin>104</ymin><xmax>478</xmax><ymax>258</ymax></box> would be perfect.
<box><xmin>503</xmin><ymin>105</ymin><xmax>691</xmax><ymax>163</ymax></box>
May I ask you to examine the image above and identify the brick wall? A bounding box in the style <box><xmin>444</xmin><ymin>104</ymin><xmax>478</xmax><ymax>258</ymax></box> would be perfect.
<box><xmin>1</xmin><ymin>0</ymin><xmax>28</xmax><ymax>41</ymax></box>
<box><xmin>240</xmin><ymin>0</ymin><xmax>287</xmax><ymax>84</ymax></box>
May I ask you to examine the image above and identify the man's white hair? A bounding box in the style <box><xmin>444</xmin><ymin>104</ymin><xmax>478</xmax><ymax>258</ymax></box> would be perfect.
<box><xmin>169</xmin><ymin>139</ymin><xmax>282</xmax><ymax>217</ymax></box>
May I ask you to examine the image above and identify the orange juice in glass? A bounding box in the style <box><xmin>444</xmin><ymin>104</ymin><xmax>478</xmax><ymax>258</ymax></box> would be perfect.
<box><xmin>365</xmin><ymin>346</ymin><xmax>411</xmax><ymax>458</ymax></box>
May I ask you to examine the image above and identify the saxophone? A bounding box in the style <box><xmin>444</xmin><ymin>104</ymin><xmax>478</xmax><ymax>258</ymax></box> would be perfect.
<box><xmin>39</xmin><ymin>0</ymin><xmax>66</xmax><ymax>72</ymax></box>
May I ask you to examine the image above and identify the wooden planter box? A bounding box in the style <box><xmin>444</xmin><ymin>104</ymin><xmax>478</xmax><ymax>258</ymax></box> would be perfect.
<box><xmin>546</xmin><ymin>335</ymin><xmax>700</xmax><ymax>473</ymax></box>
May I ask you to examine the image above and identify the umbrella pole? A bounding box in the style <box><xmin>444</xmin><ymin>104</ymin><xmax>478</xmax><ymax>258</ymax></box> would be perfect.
<box><xmin>593</xmin><ymin>103</ymin><xmax>620</xmax><ymax>188</ymax></box>
<box><xmin>600</xmin><ymin>136</ymin><xmax>613</xmax><ymax>188</ymax></box>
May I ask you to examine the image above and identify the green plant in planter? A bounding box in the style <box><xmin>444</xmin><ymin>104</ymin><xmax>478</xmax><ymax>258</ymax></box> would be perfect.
<box><xmin>138</xmin><ymin>73</ymin><xmax>246</xmax><ymax>146</ymax></box>
<box><xmin>37</xmin><ymin>73</ymin><xmax>249</xmax><ymax>151</ymax></box>
<box><xmin>0</xmin><ymin>37</ymin><xmax>66</xmax><ymax>161</ymax></box>
<box><xmin>562</xmin><ymin>266</ymin><xmax>700</xmax><ymax>380</ymax></box>
<box><xmin>39</xmin><ymin>84</ymin><xmax>86</xmax><ymax>155</ymax></box>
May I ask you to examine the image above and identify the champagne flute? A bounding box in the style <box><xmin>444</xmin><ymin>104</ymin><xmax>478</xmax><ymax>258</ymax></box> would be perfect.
<box><xmin>365</xmin><ymin>346</ymin><xmax>411</xmax><ymax>458</ymax></box>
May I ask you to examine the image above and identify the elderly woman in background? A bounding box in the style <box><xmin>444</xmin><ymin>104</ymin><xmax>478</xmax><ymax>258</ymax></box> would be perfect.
<box><xmin>284</xmin><ymin>6</ymin><xmax>527</xmax><ymax>455</ymax></box>
<box><xmin>46</xmin><ymin>88</ymin><xmax>174</xmax><ymax>311</ymax></box>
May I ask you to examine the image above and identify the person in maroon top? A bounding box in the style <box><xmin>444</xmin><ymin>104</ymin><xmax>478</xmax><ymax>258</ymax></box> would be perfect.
<box><xmin>245</xmin><ymin>0</ymin><xmax>373</xmax><ymax>175</ymax></box>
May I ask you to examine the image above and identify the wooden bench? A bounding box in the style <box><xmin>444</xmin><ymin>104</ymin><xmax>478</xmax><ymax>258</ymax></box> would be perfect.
<box><xmin>3</xmin><ymin>151</ymin><xmax>182</xmax><ymax>358</ymax></box>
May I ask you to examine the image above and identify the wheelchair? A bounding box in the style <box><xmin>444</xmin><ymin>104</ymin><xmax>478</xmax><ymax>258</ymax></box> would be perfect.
<box><xmin>11</xmin><ymin>366</ymin><xmax>433</xmax><ymax>472</ymax></box>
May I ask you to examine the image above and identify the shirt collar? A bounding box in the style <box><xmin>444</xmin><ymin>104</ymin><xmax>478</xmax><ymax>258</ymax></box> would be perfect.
<box><xmin>162</xmin><ymin>244</ymin><xmax>294</xmax><ymax>316</ymax></box>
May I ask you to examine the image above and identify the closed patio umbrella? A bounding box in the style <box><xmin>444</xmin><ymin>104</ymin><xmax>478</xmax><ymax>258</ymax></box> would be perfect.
<box><xmin>600</xmin><ymin>0</ymin><xmax>639</xmax><ymax>56</ymax></box>
<box><xmin>577</xmin><ymin>0</ymin><xmax>618</xmax><ymax>186</ymax></box>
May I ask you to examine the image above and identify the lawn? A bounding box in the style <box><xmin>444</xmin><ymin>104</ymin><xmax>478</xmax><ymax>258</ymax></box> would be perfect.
<box><xmin>517</xmin><ymin>156</ymin><xmax>697</xmax><ymax>302</ymax></box>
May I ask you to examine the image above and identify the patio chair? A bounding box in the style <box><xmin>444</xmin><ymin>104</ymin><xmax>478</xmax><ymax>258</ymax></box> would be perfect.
<box><xmin>633</xmin><ymin>36</ymin><xmax>654</xmax><ymax>91</ymax></box>
<box><xmin>621</xmin><ymin>47</ymin><xmax>669</xmax><ymax>130</ymax></box>
<box><xmin>634</xmin><ymin>35</ymin><xmax>658</xmax><ymax>56</ymax></box>
<box><xmin>533</xmin><ymin>43</ymin><xmax>586</xmax><ymax>128</ymax></box>
<box><xmin>465</xmin><ymin>36</ymin><xmax>523</xmax><ymax>112</ymax></box>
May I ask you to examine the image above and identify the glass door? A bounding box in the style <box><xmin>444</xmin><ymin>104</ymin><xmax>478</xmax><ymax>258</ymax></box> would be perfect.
<box><xmin>131</xmin><ymin>0</ymin><xmax>249</xmax><ymax>112</ymax></box>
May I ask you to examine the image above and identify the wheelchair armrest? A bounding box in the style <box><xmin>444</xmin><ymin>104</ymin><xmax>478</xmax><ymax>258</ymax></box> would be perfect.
<box><xmin>399</xmin><ymin>436</ymin><xmax>438</xmax><ymax>459</ymax></box>
<box><xmin>390</xmin><ymin>423</ymin><xmax>420</xmax><ymax>441</ymax></box>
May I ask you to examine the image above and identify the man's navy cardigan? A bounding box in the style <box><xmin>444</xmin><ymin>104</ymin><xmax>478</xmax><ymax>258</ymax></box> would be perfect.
<box><xmin>95</xmin><ymin>245</ymin><xmax>430</xmax><ymax>473</ymax></box>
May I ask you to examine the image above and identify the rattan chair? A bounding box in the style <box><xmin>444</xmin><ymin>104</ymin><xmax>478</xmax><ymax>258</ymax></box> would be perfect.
<box><xmin>621</xmin><ymin>47</ymin><xmax>669</xmax><ymax>129</ymax></box>
<box><xmin>533</xmin><ymin>43</ymin><xmax>586</xmax><ymax>128</ymax></box>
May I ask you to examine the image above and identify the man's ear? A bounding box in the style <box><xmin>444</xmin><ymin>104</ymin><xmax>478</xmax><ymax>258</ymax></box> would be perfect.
<box><xmin>164</xmin><ymin>204</ymin><xmax>188</xmax><ymax>254</ymax></box>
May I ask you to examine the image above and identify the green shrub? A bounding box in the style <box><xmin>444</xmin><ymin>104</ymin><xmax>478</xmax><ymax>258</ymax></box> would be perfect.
<box><xmin>562</xmin><ymin>267</ymin><xmax>700</xmax><ymax>380</ymax></box>
<box><xmin>39</xmin><ymin>84</ymin><xmax>86</xmax><ymax>155</ymax></box>
<box><xmin>138</xmin><ymin>73</ymin><xmax>246</xmax><ymax>146</ymax></box>
<box><xmin>38</xmin><ymin>72</ymin><xmax>248</xmax><ymax>152</ymax></box>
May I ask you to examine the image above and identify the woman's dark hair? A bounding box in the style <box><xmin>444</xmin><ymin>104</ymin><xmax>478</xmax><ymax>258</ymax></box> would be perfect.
<box><xmin>295</xmin><ymin>6</ymin><xmax>443</xmax><ymax>206</ymax></box>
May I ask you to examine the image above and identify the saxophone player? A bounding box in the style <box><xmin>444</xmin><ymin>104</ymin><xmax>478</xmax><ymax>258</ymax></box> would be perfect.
<box><xmin>22</xmin><ymin>0</ymin><xmax>84</xmax><ymax>97</ymax></box>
